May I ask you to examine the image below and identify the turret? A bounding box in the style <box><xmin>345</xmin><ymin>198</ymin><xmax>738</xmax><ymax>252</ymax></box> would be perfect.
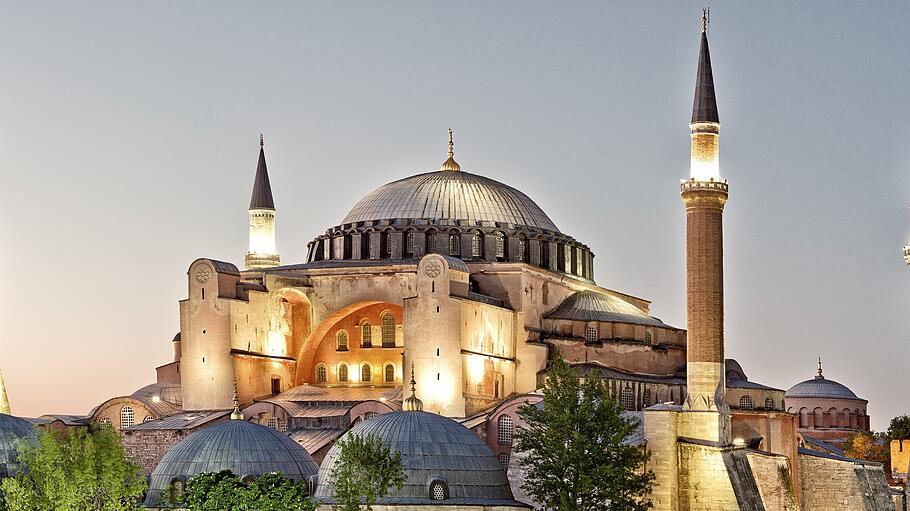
<box><xmin>245</xmin><ymin>135</ymin><xmax>280</xmax><ymax>270</ymax></box>
<box><xmin>679</xmin><ymin>9</ymin><xmax>731</xmax><ymax>445</ymax></box>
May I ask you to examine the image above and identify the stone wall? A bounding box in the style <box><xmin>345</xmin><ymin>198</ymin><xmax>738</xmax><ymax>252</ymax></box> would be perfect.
<box><xmin>799</xmin><ymin>451</ymin><xmax>893</xmax><ymax>510</ymax></box>
<box><xmin>745</xmin><ymin>451</ymin><xmax>798</xmax><ymax>510</ymax></box>
<box><xmin>121</xmin><ymin>429</ymin><xmax>188</xmax><ymax>475</ymax></box>
<box><xmin>677</xmin><ymin>443</ymin><xmax>748</xmax><ymax>511</ymax></box>
<box><xmin>891</xmin><ymin>439</ymin><xmax>910</xmax><ymax>482</ymax></box>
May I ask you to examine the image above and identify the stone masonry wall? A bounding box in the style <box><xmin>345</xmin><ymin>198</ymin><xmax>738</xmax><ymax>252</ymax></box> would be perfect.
<box><xmin>746</xmin><ymin>451</ymin><xmax>798</xmax><ymax>510</ymax></box>
<box><xmin>122</xmin><ymin>429</ymin><xmax>187</xmax><ymax>475</ymax></box>
<box><xmin>677</xmin><ymin>443</ymin><xmax>742</xmax><ymax>511</ymax></box>
<box><xmin>799</xmin><ymin>452</ymin><xmax>893</xmax><ymax>511</ymax></box>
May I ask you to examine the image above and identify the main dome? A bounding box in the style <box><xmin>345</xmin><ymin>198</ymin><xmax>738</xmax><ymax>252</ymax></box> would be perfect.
<box><xmin>341</xmin><ymin>170</ymin><xmax>560</xmax><ymax>233</ymax></box>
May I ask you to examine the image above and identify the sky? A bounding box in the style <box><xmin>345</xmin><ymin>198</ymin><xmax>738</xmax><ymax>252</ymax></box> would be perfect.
<box><xmin>1</xmin><ymin>2</ymin><xmax>909</xmax><ymax>431</ymax></box>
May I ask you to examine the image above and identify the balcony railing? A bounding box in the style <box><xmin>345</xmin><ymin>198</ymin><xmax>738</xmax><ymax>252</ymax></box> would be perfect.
<box><xmin>680</xmin><ymin>178</ymin><xmax>728</xmax><ymax>193</ymax></box>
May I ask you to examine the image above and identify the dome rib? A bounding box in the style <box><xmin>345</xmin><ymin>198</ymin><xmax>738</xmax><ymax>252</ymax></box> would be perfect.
<box><xmin>341</xmin><ymin>171</ymin><xmax>560</xmax><ymax>233</ymax></box>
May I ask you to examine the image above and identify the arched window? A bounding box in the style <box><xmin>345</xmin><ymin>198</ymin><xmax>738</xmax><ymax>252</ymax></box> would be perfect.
<box><xmin>643</xmin><ymin>387</ymin><xmax>652</xmax><ymax>406</ymax></box>
<box><xmin>584</xmin><ymin>326</ymin><xmax>598</xmax><ymax>344</ymax></box>
<box><xmin>644</xmin><ymin>330</ymin><xmax>653</xmax><ymax>343</ymax></box>
<box><xmin>449</xmin><ymin>234</ymin><xmax>460</xmax><ymax>256</ymax></box>
<box><xmin>361</xmin><ymin>321</ymin><xmax>372</xmax><ymax>348</ymax></box>
<box><xmin>516</xmin><ymin>238</ymin><xmax>525</xmax><ymax>262</ymax></box>
<box><xmin>497</xmin><ymin>415</ymin><xmax>514</xmax><ymax>446</ymax></box>
<box><xmin>621</xmin><ymin>386</ymin><xmax>634</xmax><ymax>410</ymax></box>
<box><xmin>361</xmin><ymin>364</ymin><xmax>372</xmax><ymax>382</ymax></box>
<box><xmin>381</xmin><ymin>312</ymin><xmax>395</xmax><ymax>347</ymax></box>
<box><xmin>430</xmin><ymin>481</ymin><xmax>447</xmax><ymax>501</ymax></box>
<box><xmin>170</xmin><ymin>478</ymin><xmax>185</xmax><ymax>503</ymax></box>
<box><xmin>338</xmin><ymin>363</ymin><xmax>349</xmax><ymax>382</ymax></box>
<box><xmin>316</xmin><ymin>364</ymin><xmax>328</xmax><ymax>383</ymax></box>
<box><xmin>740</xmin><ymin>396</ymin><xmax>754</xmax><ymax>410</ymax></box>
<box><xmin>336</xmin><ymin>330</ymin><xmax>349</xmax><ymax>351</ymax></box>
<box><xmin>427</xmin><ymin>233</ymin><xmax>437</xmax><ymax>254</ymax></box>
<box><xmin>384</xmin><ymin>364</ymin><xmax>395</xmax><ymax>383</ymax></box>
<box><xmin>799</xmin><ymin>408</ymin><xmax>809</xmax><ymax>428</ymax></box>
<box><xmin>406</xmin><ymin>232</ymin><xmax>415</xmax><ymax>255</ymax></box>
<box><xmin>765</xmin><ymin>397</ymin><xmax>774</xmax><ymax>409</ymax></box>
<box><xmin>99</xmin><ymin>417</ymin><xmax>112</xmax><ymax>429</ymax></box>
<box><xmin>498</xmin><ymin>452</ymin><xmax>510</xmax><ymax>469</ymax></box>
<box><xmin>365</xmin><ymin>411</ymin><xmax>378</xmax><ymax>420</ymax></box>
<box><xmin>268</xmin><ymin>417</ymin><xmax>278</xmax><ymax>430</ymax></box>
<box><xmin>120</xmin><ymin>406</ymin><xmax>135</xmax><ymax>429</ymax></box>
<box><xmin>143</xmin><ymin>416</ymin><xmax>156</xmax><ymax>423</ymax></box>
<box><xmin>495</xmin><ymin>235</ymin><xmax>505</xmax><ymax>258</ymax></box>
<box><xmin>471</xmin><ymin>234</ymin><xmax>482</xmax><ymax>257</ymax></box>
<box><xmin>385</xmin><ymin>233</ymin><xmax>393</xmax><ymax>255</ymax></box>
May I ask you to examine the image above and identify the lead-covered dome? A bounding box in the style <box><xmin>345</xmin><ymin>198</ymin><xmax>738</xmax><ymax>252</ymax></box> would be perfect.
<box><xmin>0</xmin><ymin>413</ymin><xmax>36</xmax><ymax>478</ymax></box>
<box><xmin>315</xmin><ymin>410</ymin><xmax>521</xmax><ymax>507</ymax></box>
<box><xmin>342</xmin><ymin>171</ymin><xmax>560</xmax><ymax>233</ymax></box>
<box><xmin>144</xmin><ymin>419</ymin><xmax>319</xmax><ymax>505</ymax></box>
<box><xmin>786</xmin><ymin>377</ymin><xmax>859</xmax><ymax>400</ymax></box>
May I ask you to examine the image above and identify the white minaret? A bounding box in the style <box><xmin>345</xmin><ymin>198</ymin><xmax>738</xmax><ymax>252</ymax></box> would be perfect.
<box><xmin>245</xmin><ymin>134</ymin><xmax>280</xmax><ymax>270</ymax></box>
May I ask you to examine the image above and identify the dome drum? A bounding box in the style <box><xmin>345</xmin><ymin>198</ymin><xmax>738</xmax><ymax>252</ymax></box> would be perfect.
<box><xmin>307</xmin><ymin>221</ymin><xmax>594</xmax><ymax>281</ymax></box>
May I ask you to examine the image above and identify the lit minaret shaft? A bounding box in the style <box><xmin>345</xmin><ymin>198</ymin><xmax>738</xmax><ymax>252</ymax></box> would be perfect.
<box><xmin>245</xmin><ymin>135</ymin><xmax>280</xmax><ymax>270</ymax></box>
<box><xmin>680</xmin><ymin>9</ymin><xmax>730</xmax><ymax>444</ymax></box>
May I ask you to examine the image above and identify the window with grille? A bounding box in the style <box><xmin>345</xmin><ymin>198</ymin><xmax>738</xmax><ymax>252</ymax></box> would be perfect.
<box><xmin>381</xmin><ymin>312</ymin><xmax>395</xmax><ymax>347</ymax></box>
<box><xmin>385</xmin><ymin>364</ymin><xmax>395</xmax><ymax>383</ymax></box>
<box><xmin>336</xmin><ymin>330</ymin><xmax>348</xmax><ymax>351</ymax></box>
<box><xmin>385</xmin><ymin>233</ymin><xmax>393</xmax><ymax>255</ymax></box>
<box><xmin>495</xmin><ymin>235</ymin><xmax>505</xmax><ymax>258</ymax></box>
<box><xmin>471</xmin><ymin>235</ymin><xmax>482</xmax><ymax>257</ymax></box>
<box><xmin>99</xmin><ymin>417</ymin><xmax>112</xmax><ymax>429</ymax></box>
<box><xmin>361</xmin><ymin>321</ymin><xmax>372</xmax><ymax>347</ymax></box>
<box><xmin>643</xmin><ymin>388</ymin><xmax>652</xmax><ymax>406</ymax></box>
<box><xmin>740</xmin><ymin>396</ymin><xmax>754</xmax><ymax>410</ymax></box>
<box><xmin>316</xmin><ymin>365</ymin><xmax>327</xmax><ymax>383</ymax></box>
<box><xmin>427</xmin><ymin>233</ymin><xmax>437</xmax><ymax>253</ymax></box>
<box><xmin>406</xmin><ymin>232</ymin><xmax>415</xmax><ymax>255</ymax></box>
<box><xmin>497</xmin><ymin>415</ymin><xmax>514</xmax><ymax>446</ymax></box>
<box><xmin>430</xmin><ymin>481</ymin><xmax>446</xmax><ymax>501</ymax></box>
<box><xmin>338</xmin><ymin>364</ymin><xmax>349</xmax><ymax>382</ymax></box>
<box><xmin>170</xmin><ymin>478</ymin><xmax>185</xmax><ymax>503</ymax></box>
<box><xmin>361</xmin><ymin>364</ymin><xmax>372</xmax><ymax>382</ymax></box>
<box><xmin>584</xmin><ymin>326</ymin><xmax>598</xmax><ymax>344</ymax></box>
<box><xmin>120</xmin><ymin>406</ymin><xmax>134</xmax><ymax>429</ymax></box>
<box><xmin>621</xmin><ymin>386</ymin><xmax>634</xmax><ymax>410</ymax></box>
<box><xmin>143</xmin><ymin>416</ymin><xmax>155</xmax><ymax>423</ymax></box>
<box><xmin>516</xmin><ymin>239</ymin><xmax>525</xmax><ymax>262</ymax></box>
<box><xmin>365</xmin><ymin>411</ymin><xmax>378</xmax><ymax>420</ymax></box>
<box><xmin>765</xmin><ymin>397</ymin><xmax>774</xmax><ymax>409</ymax></box>
<box><xmin>449</xmin><ymin>234</ymin><xmax>460</xmax><ymax>255</ymax></box>
<box><xmin>498</xmin><ymin>452</ymin><xmax>510</xmax><ymax>469</ymax></box>
<box><xmin>268</xmin><ymin>417</ymin><xmax>278</xmax><ymax>430</ymax></box>
<box><xmin>644</xmin><ymin>330</ymin><xmax>652</xmax><ymax>343</ymax></box>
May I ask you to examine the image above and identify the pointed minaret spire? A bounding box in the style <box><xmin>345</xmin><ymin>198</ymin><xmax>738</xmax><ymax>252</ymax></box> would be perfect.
<box><xmin>245</xmin><ymin>135</ymin><xmax>280</xmax><ymax>269</ymax></box>
<box><xmin>688</xmin><ymin>10</ymin><xmax>722</xmax><ymax>181</ymax></box>
<box><xmin>439</xmin><ymin>128</ymin><xmax>461</xmax><ymax>172</ymax></box>
<box><xmin>0</xmin><ymin>369</ymin><xmax>10</xmax><ymax>415</ymax></box>
<box><xmin>692</xmin><ymin>8</ymin><xmax>718</xmax><ymax>125</ymax></box>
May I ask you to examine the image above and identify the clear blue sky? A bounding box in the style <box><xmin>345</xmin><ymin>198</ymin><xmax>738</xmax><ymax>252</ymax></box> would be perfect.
<box><xmin>2</xmin><ymin>2</ymin><xmax>909</xmax><ymax>430</ymax></box>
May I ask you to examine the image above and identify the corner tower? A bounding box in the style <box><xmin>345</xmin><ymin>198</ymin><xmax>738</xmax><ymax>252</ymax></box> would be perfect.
<box><xmin>245</xmin><ymin>135</ymin><xmax>280</xmax><ymax>270</ymax></box>
<box><xmin>679</xmin><ymin>10</ymin><xmax>731</xmax><ymax>445</ymax></box>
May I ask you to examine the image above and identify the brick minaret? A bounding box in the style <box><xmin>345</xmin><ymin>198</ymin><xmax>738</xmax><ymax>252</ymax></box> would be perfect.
<box><xmin>679</xmin><ymin>11</ymin><xmax>731</xmax><ymax>445</ymax></box>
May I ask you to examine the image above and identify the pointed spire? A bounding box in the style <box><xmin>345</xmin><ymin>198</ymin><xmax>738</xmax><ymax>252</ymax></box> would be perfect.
<box><xmin>249</xmin><ymin>134</ymin><xmax>275</xmax><ymax>210</ymax></box>
<box><xmin>0</xmin><ymin>369</ymin><xmax>10</xmax><ymax>415</ymax></box>
<box><xmin>691</xmin><ymin>9</ymin><xmax>719</xmax><ymax>124</ymax></box>
<box><xmin>230</xmin><ymin>382</ymin><xmax>244</xmax><ymax>420</ymax></box>
<box><xmin>402</xmin><ymin>362</ymin><xmax>424</xmax><ymax>411</ymax></box>
<box><xmin>815</xmin><ymin>357</ymin><xmax>824</xmax><ymax>379</ymax></box>
<box><xmin>439</xmin><ymin>128</ymin><xmax>461</xmax><ymax>172</ymax></box>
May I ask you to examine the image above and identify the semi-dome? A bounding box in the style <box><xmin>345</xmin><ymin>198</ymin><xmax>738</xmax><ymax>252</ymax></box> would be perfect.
<box><xmin>315</xmin><ymin>410</ymin><xmax>521</xmax><ymax>506</ymax></box>
<box><xmin>0</xmin><ymin>413</ymin><xmax>37</xmax><ymax>479</ymax></box>
<box><xmin>342</xmin><ymin>170</ymin><xmax>560</xmax><ymax>233</ymax></box>
<box><xmin>545</xmin><ymin>290</ymin><xmax>669</xmax><ymax>328</ymax></box>
<box><xmin>144</xmin><ymin>419</ymin><xmax>319</xmax><ymax>505</ymax></box>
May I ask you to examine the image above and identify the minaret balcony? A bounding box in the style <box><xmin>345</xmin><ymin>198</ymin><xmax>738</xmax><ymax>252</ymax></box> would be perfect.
<box><xmin>680</xmin><ymin>178</ymin><xmax>728</xmax><ymax>194</ymax></box>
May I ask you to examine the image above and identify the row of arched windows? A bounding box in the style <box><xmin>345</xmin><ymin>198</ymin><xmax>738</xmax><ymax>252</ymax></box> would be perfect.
<box><xmin>316</xmin><ymin>363</ymin><xmax>397</xmax><ymax>384</ymax></box>
<box><xmin>337</xmin><ymin>312</ymin><xmax>397</xmax><ymax>351</ymax></box>
<box><xmin>738</xmin><ymin>396</ymin><xmax>776</xmax><ymax>410</ymax></box>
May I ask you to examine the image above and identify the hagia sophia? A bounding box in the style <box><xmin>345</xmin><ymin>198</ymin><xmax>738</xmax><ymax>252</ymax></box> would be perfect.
<box><xmin>0</xmin><ymin>13</ymin><xmax>902</xmax><ymax>511</ymax></box>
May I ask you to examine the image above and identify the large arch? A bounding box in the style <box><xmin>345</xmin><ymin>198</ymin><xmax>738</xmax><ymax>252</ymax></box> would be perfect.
<box><xmin>274</xmin><ymin>288</ymin><xmax>313</xmax><ymax>360</ymax></box>
<box><xmin>294</xmin><ymin>301</ymin><xmax>403</xmax><ymax>385</ymax></box>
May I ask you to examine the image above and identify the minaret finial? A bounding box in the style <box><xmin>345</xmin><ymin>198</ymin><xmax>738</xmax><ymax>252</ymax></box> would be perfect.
<box><xmin>230</xmin><ymin>382</ymin><xmax>244</xmax><ymax>420</ymax></box>
<box><xmin>439</xmin><ymin>128</ymin><xmax>461</xmax><ymax>172</ymax></box>
<box><xmin>260</xmin><ymin>132</ymin><xmax>264</xmax><ymax>148</ymax></box>
<box><xmin>402</xmin><ymin>362</ymin><xmax>424</xmax><ymax>411</ymax></box>
<box><xmin>816</xmin><ymin>357</ymin><xmax>824</xmax><ymax>379</ymax></box>
<box><xmin>701</xmin><ymin>7</ymin><xmax>709</xmax><ymax>33</ymax></box>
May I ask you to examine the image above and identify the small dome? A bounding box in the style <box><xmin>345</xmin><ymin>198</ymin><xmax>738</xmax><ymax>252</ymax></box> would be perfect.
<box><xmin>0</xmin><ymin>413</ymin><xmax>37</xmax><ymax>478</ymax></box>
<box><xmin>315</xmin><ymin>411</ymin><xmax>519</xmax><ymax>506</ymax></box>
<box><xmin>545</xmin><ymin>290</ymin><xmax>668</xmax><ymax>328</ymax></box>
<box><xmin>341</xmin><ymin>170</ymin><xmax>560</xmax><ymax>233</ymax></box>
<box><xmin>786</xmin><ymin>377</ymin><xmax>859</xmax><ymax>400</ymax></box>
<box><xmin>145</xmin><ymin>420</ymin><xmax>318</xmax><ymax>505</ymax></box>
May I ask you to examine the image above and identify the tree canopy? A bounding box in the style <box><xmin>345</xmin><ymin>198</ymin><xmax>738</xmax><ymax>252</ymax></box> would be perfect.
<box><xmin>844</xmin><ymin>430</ymin><xmax>890</xmax><ymax>466</ymax></box>
<box><xmin>0</xmin><ymin>427</ymin><xmax>146</xmax><ymax>511</ymax></box>
<box><xmin>329</xmin><ymin>433</ymin><xmax>406</xmax><ymax>511</ymax></box>
<box><xmin>515</xmin><ymin>357</ymin><xmax>654</xmax><ymax>511</ymax></box>
<box><xmin>887</xmin><ymin>415</ymin><xmax>910</xmax><ymax>441</ymax></box>
<box><xmin>177</xmin><ymin>470</ymin><xmax>316</xmax><ymax>511</ymax></box>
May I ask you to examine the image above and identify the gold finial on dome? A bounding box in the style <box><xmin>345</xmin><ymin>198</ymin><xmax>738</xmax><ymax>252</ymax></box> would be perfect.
<box><xmin>230</xmin><ymin>382</ymin><xmax>244</xmax><ymax>420</ymax></box>
<box><xmin>439</xmin><ymin>128</ymin><xmax>461</xmax><ymax>172</ymax></box>
<box><xmin>402</xmin><ymin>363</ymin><xmax>424</xmax><ymax>411</ymax></box>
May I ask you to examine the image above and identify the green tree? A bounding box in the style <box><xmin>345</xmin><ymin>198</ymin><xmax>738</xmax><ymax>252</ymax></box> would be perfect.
<box><xmin>330</xmin><ymin>433</ymin><xmax>406</xmax><ymax>511</ymax></box>
<box><xmin>844</xmin><ymin>431</ymin><xmax>890</xmax><ymax>466</ymax></box>
<box><xmin>181</xmin><ymin>470</ymin><xmax>316</xmax><ymax>511</ymax></box>
<box><xmin>887</xmin><ymin>415</ymin><xmax>910</xmax><ymax>441</ymax></box>
<box><xmin>515</xmin><ymin>357</ymin><xmax>654</xmax><ymax>511</ymax></box>
<box><xmin>0</xmin><ymin>427</ymin><xmax>146</xmax><ymax>511</ymax></box>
